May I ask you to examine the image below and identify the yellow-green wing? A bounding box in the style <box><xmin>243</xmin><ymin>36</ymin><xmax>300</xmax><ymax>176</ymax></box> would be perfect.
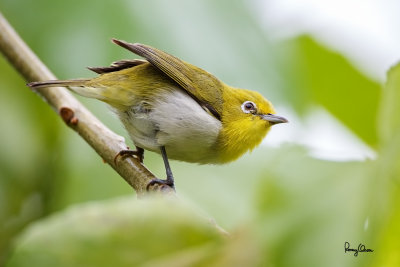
<box><xmin>112</xmin><ymin>39</ymin><xmax>224</xmax><ymax>120</ymax></box>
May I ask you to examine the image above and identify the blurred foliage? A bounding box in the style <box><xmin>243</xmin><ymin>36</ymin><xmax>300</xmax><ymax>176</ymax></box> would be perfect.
<box><xmin>276</xmin><ymin>36</ymin><xmax>381</xmax><ymax>146</ymax></box>
<box><xmin>6</xmin><ymin>198</ymin><xmax>259</xmax><ymax>267</ymax></box>
<box><xmin>1</xmin><ymin>0</ymin><xmax>399</xmax><ymax>266</ymax></box>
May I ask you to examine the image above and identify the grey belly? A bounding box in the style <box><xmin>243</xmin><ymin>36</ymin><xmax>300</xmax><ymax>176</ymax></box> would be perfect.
<box><xmin>116</xmin><ymin>90</ymin><xmax>222</xmax><ymax>164</ymax></box>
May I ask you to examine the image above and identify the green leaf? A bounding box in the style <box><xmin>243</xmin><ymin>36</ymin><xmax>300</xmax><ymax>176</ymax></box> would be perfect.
<box><xmin>378</xmin><ymin>63</ymin><xmax>400</xmax><ymax>146</ymax></box>
<box><xmin>276</xmin><ymin>35</ymin><xmax>381</xmax><ymax>146</ymax></box>
<box><xmin>372</xmin><ymin>63</ymin><xmax>400</xmax><ymax>267</ymax></box>
<box><xmin>6</xmin><ymin>197</ymin><xmax>259</xmax><ymax>267</ymax></box>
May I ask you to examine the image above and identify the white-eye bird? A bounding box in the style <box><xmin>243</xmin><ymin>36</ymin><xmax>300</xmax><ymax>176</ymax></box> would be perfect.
<box><xmin>28</xmin><ymin>39</ymin><xmax>288</xmax><ymax>189</ymax></box>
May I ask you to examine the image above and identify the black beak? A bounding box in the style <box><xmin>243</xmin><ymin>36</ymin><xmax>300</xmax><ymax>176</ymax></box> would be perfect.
<box><xmin>261</xmin><ymin>114</ymin><xmax>288</xmax><ymax>125</ymax></box>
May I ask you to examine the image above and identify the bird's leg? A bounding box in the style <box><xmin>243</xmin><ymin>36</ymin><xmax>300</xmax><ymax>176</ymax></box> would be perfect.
<box><xmin>114</xmin><ymin>146</ymin><xmax>144</xmax><ymax>165</ymax></box>
<box><xmin>146</xmin><ymin>146</ymin><xmax>175</xmax><ymax>191</ymax></box>
<box><xmin>161</xmin><ymin>146</ymin><xmax>175</xmax><ymax>186</ymax></box>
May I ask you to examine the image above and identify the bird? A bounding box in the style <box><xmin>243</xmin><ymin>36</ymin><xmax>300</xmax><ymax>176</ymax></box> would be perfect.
<box><xmin>28</xmin><ymin>39</ymin><xmax>288</xmax><ymax>190</ymax></box>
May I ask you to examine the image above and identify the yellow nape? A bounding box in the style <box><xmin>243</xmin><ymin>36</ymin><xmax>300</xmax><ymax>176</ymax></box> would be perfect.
<box><xmin>216</xmin><ymin>86</ymin><xmax>276</xmax><ymax>163</ymax></box>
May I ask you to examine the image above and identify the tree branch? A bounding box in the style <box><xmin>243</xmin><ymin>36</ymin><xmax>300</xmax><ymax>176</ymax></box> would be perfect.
<box><xmin>0</xmin><ymin>12</ymin><xmax>174</xmax><ymax>195</ymax></box>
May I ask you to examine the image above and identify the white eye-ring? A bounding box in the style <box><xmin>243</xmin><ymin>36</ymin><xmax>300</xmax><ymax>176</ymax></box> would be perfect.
<box><xmin>241</xmin><ymin>101</ymin><xmax>257</xmax><ymax>114</ymax></box>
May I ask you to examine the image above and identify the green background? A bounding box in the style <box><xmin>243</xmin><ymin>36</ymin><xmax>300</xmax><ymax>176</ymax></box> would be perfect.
<box><xmin>0</xmin><ymin>0</ymin><xmax>399</xmax><ymax>266</ymax></box>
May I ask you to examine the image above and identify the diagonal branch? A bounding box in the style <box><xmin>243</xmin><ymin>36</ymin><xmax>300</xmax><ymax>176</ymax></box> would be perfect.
<box><xmin>0</xmin><ymin>12</ymin><xmax>174</xmax><ymax>195</ymax></box>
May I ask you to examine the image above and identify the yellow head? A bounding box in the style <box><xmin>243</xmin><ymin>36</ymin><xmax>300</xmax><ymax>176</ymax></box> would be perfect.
<box><xmin>217</xmin><ymin>86</ymin><xmax>287</xmax><ymax>163</ymax></box>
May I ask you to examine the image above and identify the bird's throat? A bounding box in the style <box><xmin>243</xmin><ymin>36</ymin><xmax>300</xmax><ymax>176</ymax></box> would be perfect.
<box><xmin>216</xmin><ymin>119</ymin><xmax>269</xmax><ymax>163</ymax></box>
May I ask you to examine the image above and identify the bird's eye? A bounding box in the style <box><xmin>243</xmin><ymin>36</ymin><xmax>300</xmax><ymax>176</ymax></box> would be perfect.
<box><xmin>241</xmin><ymin>101</ymin><xmax>257</xmax><ymax>114</ymax></box>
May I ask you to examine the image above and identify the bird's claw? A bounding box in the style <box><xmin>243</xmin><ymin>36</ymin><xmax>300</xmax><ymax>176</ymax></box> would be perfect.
<box><xmin>146</xmin><ymin>178</ymin><xmax>175</xmax><ymax>191</ymax></box>
<box><xmin>114</xmin><ymin>148</ymin><xmax>144</xmax><ymax>165</ymax></box>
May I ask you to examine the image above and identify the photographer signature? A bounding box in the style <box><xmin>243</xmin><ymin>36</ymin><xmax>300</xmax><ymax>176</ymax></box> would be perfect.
<box><xmin>344</xmin><ymin>242</ymin><xmax>373</xmax><ymax>256</ymax></box>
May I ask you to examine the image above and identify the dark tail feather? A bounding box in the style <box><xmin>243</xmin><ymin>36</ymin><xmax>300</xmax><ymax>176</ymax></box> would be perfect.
<box><xmin>27</xmin><ymin>79</ymin><xmax>90</xmax><ymax>89</ymax></box>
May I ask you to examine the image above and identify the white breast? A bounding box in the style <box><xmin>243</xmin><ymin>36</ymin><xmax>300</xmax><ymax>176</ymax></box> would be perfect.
<box><xmin>116</xmin><ymin>89</ymin><xmax>222</xmax><ymax>164</ymax></box>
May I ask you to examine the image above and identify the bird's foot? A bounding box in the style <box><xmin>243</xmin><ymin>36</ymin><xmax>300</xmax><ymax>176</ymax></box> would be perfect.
<box><xmin>146</xmin><ymin>178</ymin><xmax>175</xmax><ymax>191</ymax></box>
<box><xmin>114</xmin><ymin>147</ymin><xmax>144</xmax><ymax>165</ymax></box>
